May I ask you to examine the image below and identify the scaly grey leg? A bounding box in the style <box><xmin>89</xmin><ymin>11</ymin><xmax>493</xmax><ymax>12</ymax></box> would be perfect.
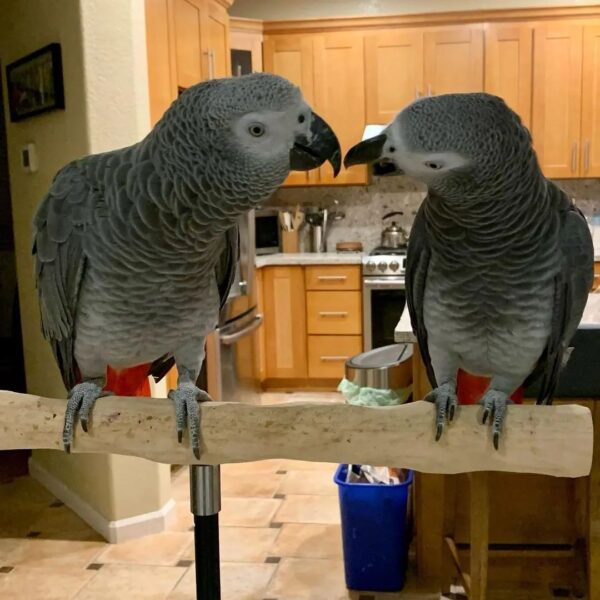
<box><xmin>63</xmin><ymin>378</ymin><xmax>107</xmax><ymax>452</ymax></box>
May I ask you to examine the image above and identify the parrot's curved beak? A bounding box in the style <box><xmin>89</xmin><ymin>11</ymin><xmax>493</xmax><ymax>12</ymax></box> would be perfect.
<box><xmin>290</xmin><ymin>112</ymin><xmax>341</xmax><ymax>177</ymax></box>
<box><xmin>344</xmin><ymin>134</ymin><xmax>403</xmax><ymax>176</ymax></box>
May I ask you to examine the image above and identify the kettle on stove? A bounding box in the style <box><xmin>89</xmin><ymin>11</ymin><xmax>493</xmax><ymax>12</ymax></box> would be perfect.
<box><xmin>381</xmin><ymin>211</ymin><xmax>408</xmax><ymax>249</ymax></box>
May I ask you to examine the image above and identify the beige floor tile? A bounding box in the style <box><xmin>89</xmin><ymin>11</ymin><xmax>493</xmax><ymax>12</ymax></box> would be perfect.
<box><xmin>0</xmin><ymin>566</ymin><xmax>95</xmax><ymax>600</ymax></box>
<box><xmin>0</xmin><ymin>476</ymin><xmax>55</xmax><ymax>509</ymax></box>
<box><xmin>0</xmin><ymin>505</ymin><xmax>48</xmax><ymax>538</ymax></box>
<box><xmin>0</xmin><ymin>538</ymin><xmax>26</xmax><ymax>565</ymax></box>
<box><xmin>278</xmin><ymin>470</ymin><xmax>338</xmax><ymax>496</ymax></box>
<box><xmin>183</xmin><ymin>526</ymin><xmax>280</xmax><ymax>562</ymax></box>
<box><xmin>222</xmin><ymin>471</ymin><xmax>283</xmax><ymax>498</ymax></box>
<box><xmin>29</xmin><ymin>505</ymin><xmax>100</xmax><ymax>540</ymax></box>
<box><xmin>274</xmin><ymin>494</ymin><xmax>341</xmax><ymax>525</ymax></box>
<box><xmin>266</xmin><ymin>557</ymin><xmax>349</xmax><ymax>600</ymax></box>
<box><xmin>77</xmin><ymin>563</ymin><xmax>186</xmax><ymax>600</ymax></box>
<box><xmin>220</xmin><ymin>497</ymin><xmax>281</xmax><ymax>527</ymax></box>
<box><xmin>169</xmin><ymin>562</ymin><xmax>276</xmax><ymax>600</ymax></box>
<box><xmin>169</xmin><ymin>501</ymin><xmax>194</xmax><ymax>532</ymax></box>
<box><xmin>95</xmin><ymin>531</ymin><xmax>192</xmax><ymax>566</ymax></box>
<box><xmin>9</xmin><ymin>538</ymin><xmax>105</xmax><ymax>568</ymax></box>
<box><xmin>270</xmin><ymin>523</ymin><xmax>343</xmax><ymax>559</ymax></box>
<box><xmin>279</xmin><ymin>460</ymin><xmax>338</xmax><ymax>472</ymax></box>
<box><xmin>221</xmin><ymin>459</ymin><xmax>283</xmax><ymax>477</ymax></box>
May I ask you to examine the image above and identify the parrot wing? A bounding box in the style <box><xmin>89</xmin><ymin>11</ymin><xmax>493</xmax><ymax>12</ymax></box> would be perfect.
<box><xmin>32</xmin><ymin>162</ymin><xmax>97</xmax><ymax>390</ymax></box>
<box><xmin>529</xmin><ymin>193</ymin><xmax>594</xmax><ymax>404</ymax></box>
<box><xmin>216</xmin><ymin>224</ymin><xmax>240</xmax><ymax>311</ymax></box>
<box><xmin>406</xmin><ymin>199</ymin><xmax>437</xmax><ymax>388</ymax></box>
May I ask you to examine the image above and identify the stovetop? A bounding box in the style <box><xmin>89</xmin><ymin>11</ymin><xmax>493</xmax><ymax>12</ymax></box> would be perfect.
<box><xmin>369</xmin><ymin>246</ymin><xmax>407</xmax><ymax>256</ymax></box>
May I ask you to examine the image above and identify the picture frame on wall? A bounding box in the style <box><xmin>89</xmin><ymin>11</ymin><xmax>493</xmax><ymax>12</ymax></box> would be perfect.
<box><xmin>5</xmin><ymin>43</ymin><xmax>65</xmax><ymax>122</ymax></box>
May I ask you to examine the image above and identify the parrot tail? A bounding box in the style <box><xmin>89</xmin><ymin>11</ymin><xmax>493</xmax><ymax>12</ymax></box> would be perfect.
<box><xmin>105</xmin><ymin>364</ymin><xmax>152</xmax><ymax>397</ymax></box>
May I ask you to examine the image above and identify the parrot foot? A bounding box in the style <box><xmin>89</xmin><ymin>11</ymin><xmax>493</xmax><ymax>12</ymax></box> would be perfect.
<box><xmin>63</xmin><ymin>381</ymin><xmax>106</xmax><ymax>453</ymax></box>
<box><xmin>168</xmin><ymin>384</ymin><xmax>212</xmax><ymax>459</ymax></box>
<box><xmin>479</xmin><ymin>390</ymin><xmax>513</xmax><ymax>450</ymax></box>
<box><xmin>424</xmin><ymin>382</ymin><xmax>458</xmax><ymax>442</ymax></box>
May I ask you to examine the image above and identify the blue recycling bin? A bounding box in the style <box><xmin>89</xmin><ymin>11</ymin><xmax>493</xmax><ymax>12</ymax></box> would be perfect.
<box><xmin>334</xmin><ymin>464</ymin><xmax>414</xmax><ymax>592</ymax></box>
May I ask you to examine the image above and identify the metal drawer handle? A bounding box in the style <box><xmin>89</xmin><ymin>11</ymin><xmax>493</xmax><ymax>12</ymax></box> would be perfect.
<box><xmin>584</xmin><ymin>140</ymin><xmax>591</xmax><ymax>173</ymax></box>
<box><xmin>317</xmin><ymin>275</ymin><xmax>347</xmax><ymax>281</ymax></box>
<box><xmin>320</xmin><ymin>355</ymin><xmax>349</xmax><ymax>361</ymax></box>
<box><xmin>571</xmin><ymin>141</ymin><xmax>578</xmax><ymax>173</ymax></box>
<box><xmin>318</xmin><ymin>311</ymin><xmax>349</xmax><ymax>317</ymax></box>
<box><xmin>219</xmin><ymin>314</ymin><xmax>263</xmax><ymax>345</ymax></box>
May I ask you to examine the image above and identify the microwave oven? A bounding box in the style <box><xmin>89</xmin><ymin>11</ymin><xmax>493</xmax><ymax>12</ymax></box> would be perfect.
<box><xmin>255</xmin><ymin>209</ymin><xmax>280</xmax><ymax>254</ymax></box>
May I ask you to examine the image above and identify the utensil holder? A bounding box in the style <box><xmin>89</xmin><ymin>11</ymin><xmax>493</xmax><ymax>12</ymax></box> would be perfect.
<box><xmin>281</xmin><ymin>230</ymin><xmax>299</xmax><ymax>253</ymax></box>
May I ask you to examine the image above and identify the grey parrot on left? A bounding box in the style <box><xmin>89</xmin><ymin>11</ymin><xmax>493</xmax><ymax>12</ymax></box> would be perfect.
<box><xmin>345</xmin><ymin>93</ymin><xmax>594</xmax><ymax>448</ymax></box>
<box><xmin>33</xmin><ymin>73</ymin><xmax>341</xmax><ymax>457</ymax></box>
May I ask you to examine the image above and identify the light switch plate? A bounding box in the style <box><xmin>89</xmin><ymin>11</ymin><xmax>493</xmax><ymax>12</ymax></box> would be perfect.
<box><xmin>21</xmin><ymin>143</ymin><xmax>38</xmax><ymax>173</ymax></box>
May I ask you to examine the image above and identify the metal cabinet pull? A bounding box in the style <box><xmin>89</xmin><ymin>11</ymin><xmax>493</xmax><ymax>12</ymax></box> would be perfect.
<box><xmin>317</xmin><ymin>275</ymin><xmax>347</xmax><ymax>281</ymax></box>
<box><xmin>415</xmin><ymin>87</ymin><xmax>421</xmax><ymax>99</ymax></box>
<box><xmin>206</xmin><ymin>49</ymin><xmax>215</xmax><ymax>79</ymax></box>
<box><xmin>318</xmin><ymin>311</ymin><xmax>349</xmax><ymax>317</ymax></box>
<box><xmin>427</xmin><ymin>84</ymin><xmax>432</xmax><ymax>96</ymax></box>
<box><xmin>584</xmin><ymin>140</ymin><xmax>591</xmax><ymax>173</ymax></box>
<box><xmin>320</xmin><ymin>355</ymin><xmax>349</xmax><ymax>361</ymax></box>
<box><xmin>571</xmin><ymin>141</ymin><xmax>578</xmax><ymax>173</ymax></box>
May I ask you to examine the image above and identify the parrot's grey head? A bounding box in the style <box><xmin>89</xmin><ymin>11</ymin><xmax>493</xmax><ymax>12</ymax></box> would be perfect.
<box><xmin>344</xmin><ymin>93</ymin><xmax>534</xmax><ymax>198</ymax></box>
<box><xmin>157</xmin><ymin>73</ymin><xmax>340</xmax><ymax>199</ymax></box>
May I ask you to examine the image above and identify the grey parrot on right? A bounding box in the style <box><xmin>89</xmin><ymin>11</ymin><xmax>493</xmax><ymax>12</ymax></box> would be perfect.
<box><xmin>345</xmin><ymin>93</ymin><xmax>594</xmax><ymax>448</ymax></box>
<box><xmin>33</xmin><ymin>73</ymin><xmax>340</xmax><ymax>457</ymax></box>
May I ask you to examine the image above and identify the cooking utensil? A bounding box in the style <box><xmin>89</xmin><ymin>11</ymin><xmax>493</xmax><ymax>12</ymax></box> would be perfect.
<box><xmin>381</xmin><ymin>211</ymin><xmax>408</xmax><ymax>248</ymax></box>
<box><xmin>336</xmin><ymin>241</ymin><xmax>363</xmax><ymax>253</ymax></box>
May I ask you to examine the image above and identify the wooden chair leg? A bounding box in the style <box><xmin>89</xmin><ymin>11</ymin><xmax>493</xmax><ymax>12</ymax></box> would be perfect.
<box><xmin>588</xmin><ymin>404</ymin><xmax>600</xmax><ymax>600</ymax></box>
<box><xmin>469</xmin><ymin>472</ymin><xmax>489</xmax><ymax>600</ymax></box>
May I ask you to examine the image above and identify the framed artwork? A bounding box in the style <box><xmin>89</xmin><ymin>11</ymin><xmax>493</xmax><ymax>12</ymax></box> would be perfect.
<box><xmin>5</xmin><ymin>43</ymin><xmax>65</xmax><ymax>122</ymax></box>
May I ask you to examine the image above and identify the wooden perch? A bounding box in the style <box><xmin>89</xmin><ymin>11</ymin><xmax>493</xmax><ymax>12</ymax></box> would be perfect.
<box><xmin>0</xmin><ymin>390</ymin><xmax>593</xmax><ymax>477</ymax></box>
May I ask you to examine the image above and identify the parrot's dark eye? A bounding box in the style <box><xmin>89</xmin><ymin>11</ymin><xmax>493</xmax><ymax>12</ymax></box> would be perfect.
<box><xmin>389</xmin><ymin>146</ymin><xmax>396</xmax><ymax>153</ymax></box>
<box><xmin>298</xmin><ymin>114</ymin><xmax>305</xmax><ymax>123</ymax></box>
<box><xmin>425</xmin><ymin>161</ymin><xmax>443</xmax><ymax>170</ymax></box>
<box><xmin>248</xmin><ymin>123</ymin><xmax>265</xmax><ymax>137</ymax></box>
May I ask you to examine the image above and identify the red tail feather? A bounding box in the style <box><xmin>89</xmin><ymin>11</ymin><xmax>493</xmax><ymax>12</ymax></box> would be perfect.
<box><xmin>105</xmin><ymin>364</ymin><xmax>152</xmax><ymax>397</ymax></box>
<box><xmin>456</xmin><ymin>368</ymin><xmax>524</xmax><ymax>405</ymax></box>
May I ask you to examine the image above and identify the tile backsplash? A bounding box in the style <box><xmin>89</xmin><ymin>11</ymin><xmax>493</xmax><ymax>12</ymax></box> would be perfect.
<box><xmin>266</xmin><ymin>177</ymin><xmax>600</xmax><ymax>253</ymax></box>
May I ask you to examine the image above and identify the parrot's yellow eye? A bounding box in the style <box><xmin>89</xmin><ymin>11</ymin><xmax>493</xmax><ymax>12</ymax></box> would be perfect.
<box><xmin>248</xmin><ymin>123</ymin><xmax>265</xmax><ymax>137</ymax></box>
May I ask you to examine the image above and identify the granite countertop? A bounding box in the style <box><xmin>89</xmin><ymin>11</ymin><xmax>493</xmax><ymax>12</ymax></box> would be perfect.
<box><xmin>255</xmin><ymin>252</ymin><xmax>363</xmax><ymax>267</ymax></box>
<box><xmin>394</xmin><ymin>293</ymin><xmax>600</xmax><ymax>344</ymax></box>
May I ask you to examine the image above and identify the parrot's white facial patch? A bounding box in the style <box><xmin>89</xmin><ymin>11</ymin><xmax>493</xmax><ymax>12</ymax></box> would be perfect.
<box><xmin>232</xmin><ymin>105</ymin><xmax>310</xmax><ymax>158</ymax></box>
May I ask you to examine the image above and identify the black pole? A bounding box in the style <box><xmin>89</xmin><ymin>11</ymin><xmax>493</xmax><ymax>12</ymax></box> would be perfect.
<box><xmin>190</xmin><ymin>464</ymin><xmax>221</xmax><ymax>600</ymax></box>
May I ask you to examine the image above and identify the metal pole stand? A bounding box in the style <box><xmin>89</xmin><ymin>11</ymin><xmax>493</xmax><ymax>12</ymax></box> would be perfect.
<box><xmin>190</xmin><ymin>464</ymin><xmax>221</xmax><ymax>600</ymax></box>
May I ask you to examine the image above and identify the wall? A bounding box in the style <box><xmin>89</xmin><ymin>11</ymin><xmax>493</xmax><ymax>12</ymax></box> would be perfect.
<box><xmin>230</xmin><ymin>0</ymin><xmax>600</xmax><ymax>19</ymax></box>
<box><xmin>269</xmin><ymin>178</ymin><xmax>600</xmax><ymax>253</ymax></box>
<box><xmin>0</xmin><ymin>0</ymin><xmax>170</xmax><ymax>531</ymax></box>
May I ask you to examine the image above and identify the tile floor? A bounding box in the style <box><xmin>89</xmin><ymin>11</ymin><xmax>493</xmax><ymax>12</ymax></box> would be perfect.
<box><xmin>0</xmin><ymin>392</ymin><xmax>564</xmax><ymax>599</ymax></box>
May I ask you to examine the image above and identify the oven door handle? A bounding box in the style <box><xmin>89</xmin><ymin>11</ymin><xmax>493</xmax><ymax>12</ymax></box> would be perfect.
<box><xmin>219</xmin><ymin>314</ymin><xmax>263</xmax><ymax>345</ymax></box>
<box><xmin>363</xmin><ymin>277</ymin><xmax>405</xmax><ymax>289</ymax></box>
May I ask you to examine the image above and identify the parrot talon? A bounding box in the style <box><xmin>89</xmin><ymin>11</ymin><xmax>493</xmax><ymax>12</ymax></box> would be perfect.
<box><xmin>493</xmin><ymin>432</ymin><xmax>500</xmax><ymax>451</ymax></box>
<box><xmin>482</xmin><ymin>408</ymin><xmax>489</xmax><ymax>424</ymax></box>
<box><xmin>62</xmin><ymin>381</ymin><xmax>103</xmax><ymax>452</ymax></box>
<box><xmin>479</xmin><ymin>390</ymin><xmax>512</xmax><ymax>449</ymax></box>
<box><xmin>169</xmin><ymin>385</ymin><xmax>213</xmax><ymax>458</ymax></box>
<box><xmin>425</xmin><ymin>382</ymin><xmax>458</xmax><ymax>441</ymax></box>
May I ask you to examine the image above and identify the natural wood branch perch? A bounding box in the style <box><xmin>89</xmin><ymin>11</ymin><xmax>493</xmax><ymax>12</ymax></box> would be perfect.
<box><xmin>0</xmin><ymin>390</ymin><xmax>592</xmax><ymax>477</ymax></box>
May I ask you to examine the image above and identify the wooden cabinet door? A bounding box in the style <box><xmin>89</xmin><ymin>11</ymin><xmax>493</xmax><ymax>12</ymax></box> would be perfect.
<box><xmin>423</xmin><ymin>27</ymin><xmax>484</xmax><ymax>96</ymax></box>
<box><xmin>582</xmin><ymin>25</ymin><xmax>600</xmax><ymax>177</ymax></box>
<box><xmin>314</xmin><ymin>32</ymin><xmax>367</xmax><ymax>185</ymax></box>
<box><xmin>263</xmin><ymin>267</ymin><xmax>307</xmax><ymax>379</ymax></box>
<box><xmin>532</xmin><ymin>25</ymin><xmax>583</xmax><ymax>178</ymax></box>
<box><xmin>365</xmin><ymin>29</ymin><xmax>424</xmax><ymax>123</ymax></box>
<box><xmin>170</xmin><ymin>0</ymin><xmax>204</xmax><ymax>90</ymax></box>
<box><xmin>204</xmin><ymin>0</ymin><xmax>230</xmax><ymax>79</ymax></box>
<box><xmin>263</xmin><ymin>35</ymin><xmax>315</xmax><ymax>186</ymax></box>
<box><xmin>485</xmin><ymin>24</ymin><xmax>533</xmax><ymax>128</ymax></box>
<box><xmin>145</xmin><ymin>0</ymin><xmax>177</xmax><ymax>125</ymax></box>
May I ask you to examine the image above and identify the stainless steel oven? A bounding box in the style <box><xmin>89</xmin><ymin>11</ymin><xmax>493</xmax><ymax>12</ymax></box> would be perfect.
<box><xmin>362</xmin><ymin>251</ymin><xmax>407</xmax><ymax>351</ymax></box>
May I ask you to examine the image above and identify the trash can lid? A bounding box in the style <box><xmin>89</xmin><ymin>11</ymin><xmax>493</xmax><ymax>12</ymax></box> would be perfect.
<box><xmin>346</xmin><ymin>343</ymin><xmax>413</xmax><ymax>370</ymax></box>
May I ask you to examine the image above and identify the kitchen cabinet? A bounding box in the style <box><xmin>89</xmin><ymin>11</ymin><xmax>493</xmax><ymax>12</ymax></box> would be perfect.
<box><xmin>582</xmin><ymin>25</ymin><xmax>600</xmax><ymax>177</ymax></box>
<box><xmin>532</xmin><ymin>24</ymin><xmax>583</xmax><ymax>178</ymax></box>
<box><xmin>263</xmin><ymin>35</ymin><xmax>317</xmax><ymax>186</ymax></box>
<box><xmin>594</xmin><ymin>262</ymin><xmax>600</xmax><ymax>292</ymax></box>
<box><xmin>259</xmin><ymin>265</ymin><xmax>362</xmax><ymax>387</ymax></box>
<box><xmin>145</xmin><ymin>0</ymin><xmax>232</xmax><ymax>126</ymax></box>
<box><xmin>313</xmin><ymin>32</ymin><xmax>367</xmax><ymax>185</ymax></box>
<box><xmin>423</xmin><ymin>27</ymin><xmax>484</xmax><ymax>96</ymax></box>
<box><xmin>262</xmin><ymin>266</ymin><xmax>307</xmax><ymax>379</ymax></box>
<box><xmin>484</xmin><ymin>23</ymin><xmax>533</xmax><ymax>127</ymax></box>
<box><xmin>365</xmin><ymin>29</ymin><xmax>424</xmax><ymax>122</ymax></box>
<box><xmin>230</xmin><ymin>18</ymin><xmax>263</xmax><ymax>74</ymax></box>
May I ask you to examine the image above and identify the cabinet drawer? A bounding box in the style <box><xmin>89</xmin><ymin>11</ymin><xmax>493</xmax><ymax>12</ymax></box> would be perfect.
<box><xmin>306</xmin><ymin>291</ymin><xmax>362</xmax><ymax>335</ymax></box>
<box><xmin>305</xmin><ymin>265</ymin><xmax>361</xmax><ymax>291</ymax></box>
<box><xmin>308</xmin><ymin>335</ymin><xmax>362</xmax><ymax>379</ymax></box>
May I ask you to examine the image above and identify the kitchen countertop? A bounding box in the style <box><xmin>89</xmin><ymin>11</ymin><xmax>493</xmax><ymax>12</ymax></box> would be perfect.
<box><xmin>394</xmin><ymin>293</ymin><xmax>600</xmax><ymax>344</ymax></box>
<box><xmin>255</xmin><ymin>252</ymin><xmax>363</xmax><ymax>267</ymax></box>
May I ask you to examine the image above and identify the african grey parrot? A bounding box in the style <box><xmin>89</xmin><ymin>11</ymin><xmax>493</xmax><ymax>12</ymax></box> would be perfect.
<box><xmin>33</xmin><ymin>73</ymin><xmax>341</xmax><ymax>457</ymax></box>
<box><xmin>345</xmin><ymin>93</ymin><xmax>594</xmax><ymax>448</ymax></box>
